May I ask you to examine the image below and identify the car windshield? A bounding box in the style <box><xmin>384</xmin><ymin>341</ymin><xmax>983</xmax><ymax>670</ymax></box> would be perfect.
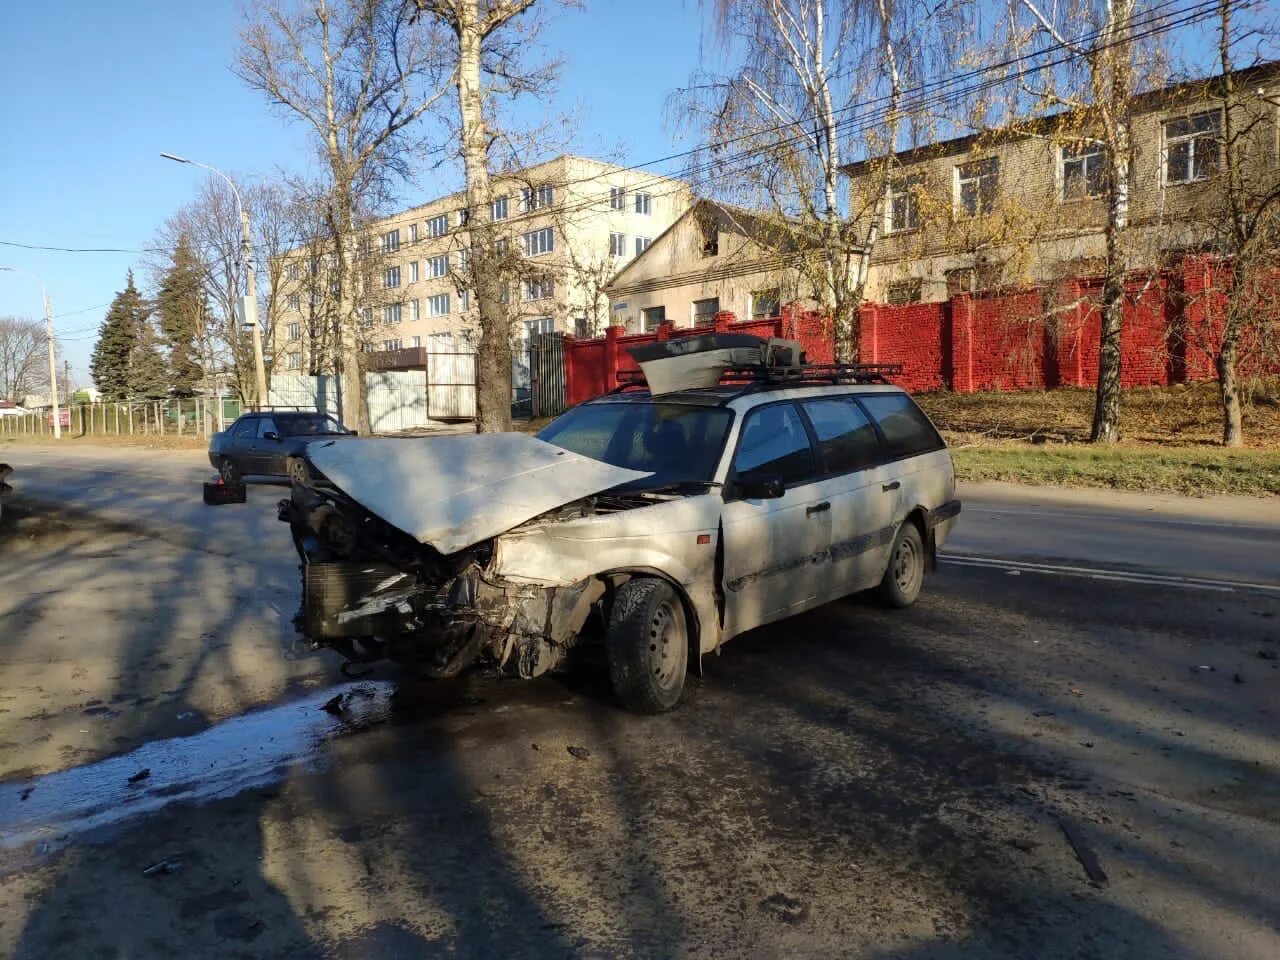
<box><xmin>537</xmin><ymin>401</ymin><xmax>734</xmax><ymax>489</ymax></box>
<box><xmin>278</xmin><ymin>415</ymin><xmax>347</xmax><ymax>437</ymax></box>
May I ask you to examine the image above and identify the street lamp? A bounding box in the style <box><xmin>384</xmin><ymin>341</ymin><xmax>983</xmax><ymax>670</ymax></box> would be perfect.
<box><xmin>0</xmin><ymin>266</ymin><xmax>61</xmax><ymax>439</ymax></box>
<box><xmin>161</xmin><ymin>152</ymin><xmax>269</xmax><ymax>408</ymax></box>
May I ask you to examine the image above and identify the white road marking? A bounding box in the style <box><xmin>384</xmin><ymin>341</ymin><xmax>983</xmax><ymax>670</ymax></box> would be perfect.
<box><xmin>942</xmin><ymin>553</ymin><xmax>1280</xmax><ymax>595</ymax></box>
<box><xmin>963</xmin><ymin>505</ymin><xmax>1278</xmax><ymax>532</ymax></box>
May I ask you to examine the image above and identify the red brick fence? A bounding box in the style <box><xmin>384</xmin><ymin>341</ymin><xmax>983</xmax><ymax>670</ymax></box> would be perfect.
<box><xmin>555</xmin><ymin>256</ymin><xmax>1274</xmax><ymax>406</ymax></box>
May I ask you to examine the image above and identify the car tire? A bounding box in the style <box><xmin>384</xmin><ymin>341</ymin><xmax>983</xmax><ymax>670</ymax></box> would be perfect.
<box><xmin>218</xmin><ymin>458</ymin><xmax>242</xmax><ymax>486</ymax></box>
<box><xmin>877</xmin><ymin>521</ymin><xmax>925</xmax><ymax>608</ymax></box>
<box><xmin>287</xmin><ymin>457</ymin><xmax>309</xmax><ymax>486</ymax></box>
<box><xmin>606</xmin><ymin>578</ymin><xmax>688</xmax><ymax>714</ymax></box>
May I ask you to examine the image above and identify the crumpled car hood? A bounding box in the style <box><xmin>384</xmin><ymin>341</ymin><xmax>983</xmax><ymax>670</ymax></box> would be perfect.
<box><xmin>304</xmin><ymin>433</ymin><xmax>651</xmax><ymax>555</ymax></box>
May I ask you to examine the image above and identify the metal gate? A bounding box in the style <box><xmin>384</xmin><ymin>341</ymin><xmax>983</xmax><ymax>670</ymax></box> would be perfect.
<box><xmin>530</xmin><ymin>332</ymin><xmax>567</xmax><ymax>418</ymax></box>
<box><xmin>427</xmin><ymin>352</ymin><xmax>477</xmax><ymax>419</ymax></box>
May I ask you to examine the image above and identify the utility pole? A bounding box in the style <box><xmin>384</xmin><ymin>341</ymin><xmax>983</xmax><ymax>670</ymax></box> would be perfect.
<box><xmin>160</xmin><ymin>153</ymin><xmax>269</xmax><ymax>408</ymax></box>
<box><xmin>44</xmin><ymin>291</ymin><xmax>61</xmax><ymax>439</ymax></box>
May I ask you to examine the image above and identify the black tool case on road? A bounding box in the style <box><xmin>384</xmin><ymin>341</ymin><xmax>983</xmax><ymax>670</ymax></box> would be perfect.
<box><xmin>203</xmin><ymin>479</ymin><xmax>247</xmax><ymax>505</ymax></box>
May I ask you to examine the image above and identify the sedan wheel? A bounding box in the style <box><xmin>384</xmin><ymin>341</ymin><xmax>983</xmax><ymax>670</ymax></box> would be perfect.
<box><xmin>288</xmin><ymin>457</ymin><xmax>309</xmax><ymax>486</ymax></box>
<box><xmin>606</xmin><ymin>578</ymin><xmax>688</xmax><ymax>714</ymax></box>
<box><xmin>876</xmin><ymin>521</ymin><xmax>925</xmax><ymax>608</ymax></box>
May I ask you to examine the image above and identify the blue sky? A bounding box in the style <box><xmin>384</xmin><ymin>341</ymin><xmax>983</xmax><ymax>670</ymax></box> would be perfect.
<box><xmin>0</xmin><ymin>0</ymin><xmax>710</xmax><ymax>386</ymax></box>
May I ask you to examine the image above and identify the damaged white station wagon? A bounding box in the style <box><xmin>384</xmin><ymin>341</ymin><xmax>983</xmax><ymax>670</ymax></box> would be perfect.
<box><xmin>280</xmin><ymin>334</ymin><xmax>960</xmax><ymax>713</ymax></box>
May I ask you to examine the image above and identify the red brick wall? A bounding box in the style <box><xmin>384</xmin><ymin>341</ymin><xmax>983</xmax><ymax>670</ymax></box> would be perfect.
<box><xmin>561</xmin><ymin>258</ymin><xmax>1273</xmax><ymax>405</ymax></box>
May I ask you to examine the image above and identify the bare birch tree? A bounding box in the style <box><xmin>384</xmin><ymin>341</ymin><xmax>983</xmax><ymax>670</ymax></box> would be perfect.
<box><xmin>673</xmin><ymin>0</ymin><xmax>958</xmax><ymax>361</ymax></box>
<box><xmin>0</xmin><ymin>317</ymin><xmax>48</xmax><ymax>402</ymax></box>
<box><xmin>410</xmin><ymin>0</ymin><xmax>562</xmax><ymax>433</ymax></box>
<box><xmin>238</xmin><ymin>0</ymin><xmax>451</xmax><ymax>432</ymax></box>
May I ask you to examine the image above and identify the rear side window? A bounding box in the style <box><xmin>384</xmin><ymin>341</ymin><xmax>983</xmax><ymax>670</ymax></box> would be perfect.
<box><xmin>801</xmin><ymin>398</ymin><xmax>882</xmax><ymax>474</ymax></box>
<box><xmin>256</xmin><ymin>417</ymin><xmax>279</xmax><ymax>439</ymax></box>
<box><xmin>858</xmin><ymin>393</ymin><xmax>944</xmax><ymax>458</ymax></box>
<box><xmin>733</xmin><ymin>403</ymin><xmax>817</xmax><ymax>486</ymax></box>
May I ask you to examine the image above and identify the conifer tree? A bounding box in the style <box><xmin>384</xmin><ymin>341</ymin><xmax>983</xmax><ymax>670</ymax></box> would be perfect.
<box><xmin>155</xmin><ymin>233</ymin><xmax>206</xmax><ymax>397</ymax></box>
<box><xmin>90</xmin><ymin>271</ymin><xmax>146</xmax><ymax>401</ymax></box>
<box><xmin>130</xmin><ymin>318</ymin><xmax>170</xmax><ymax>399</ymax></box>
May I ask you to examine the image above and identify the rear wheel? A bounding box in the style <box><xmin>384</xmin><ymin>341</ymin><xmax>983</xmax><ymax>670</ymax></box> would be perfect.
<box><xmin>876</xmin><ymin>521</ymin><xmax>925</xmax><ymax>608</ymax></box>
<box><xmin>606</xmin><ymin>578</ymin><xmax>688</xmax><ymax>714</ymax></box>
<box><xmin>218</xmin><ymin>457</ymin><xmax>242</xmax><ymax>486</ymax></box>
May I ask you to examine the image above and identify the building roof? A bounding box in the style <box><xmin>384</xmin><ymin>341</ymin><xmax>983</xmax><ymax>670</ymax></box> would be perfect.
<box><xmin>842</xmin><ymin>60</ymin><xmax>1280</xmax><ymax>176</ymax></box>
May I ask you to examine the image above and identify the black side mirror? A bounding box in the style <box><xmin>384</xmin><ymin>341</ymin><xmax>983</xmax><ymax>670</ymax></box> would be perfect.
<box><xmin>264</xmin><ymin>431</ymin><xmax>281</xmax><ymax>441</ymax></box>
<box><xmin>735</xmin><ymin>475</ymin><xmax>785</xmax><ymax>500</ymax></box>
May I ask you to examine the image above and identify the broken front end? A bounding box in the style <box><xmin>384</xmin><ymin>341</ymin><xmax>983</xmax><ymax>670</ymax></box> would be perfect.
<box><xmin>279</xmin><ymin>480</ymin><xmax>604</xmax><ymax>681</ymax></box>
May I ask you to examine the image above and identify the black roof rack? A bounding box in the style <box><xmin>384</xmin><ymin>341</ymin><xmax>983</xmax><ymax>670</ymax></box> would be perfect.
<box><xmin>611</xmin><ymin>361</ymin><xmax>902</xmax><ymax>396</ymax></box>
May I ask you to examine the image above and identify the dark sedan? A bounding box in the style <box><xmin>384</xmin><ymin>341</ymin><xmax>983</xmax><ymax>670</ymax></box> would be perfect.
<box><xmin>209</xmin><ymin>411</ymin><xmax>355</xmax><ymax>484</ymax></box>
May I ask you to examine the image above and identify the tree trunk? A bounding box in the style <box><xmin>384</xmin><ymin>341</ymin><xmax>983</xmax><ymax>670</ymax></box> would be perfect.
<box><xmin>1218</xmin><ymin>314</ymin><xmax>1244</xmax><ymax>447</ymax></box>
<box><xmin>456</xmin><ymin>3</ymin><xmax>512</xmax><ymax>433</ymax></box>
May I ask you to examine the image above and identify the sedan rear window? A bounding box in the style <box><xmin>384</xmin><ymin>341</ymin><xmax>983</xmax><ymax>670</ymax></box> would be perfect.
<box><xmin>279</xmin><ymin>415</ymin><xmax>348</xmax><ymax>437</ymax></box>
<box><xmin>538</xmin><ymin>402</ymin><xmax>733</xmax><ymax>488</ymax></box>
<box><xmin>858</xmin><ymin>393</ymin><xmax>944</xmax><ymax>459</ymax></box>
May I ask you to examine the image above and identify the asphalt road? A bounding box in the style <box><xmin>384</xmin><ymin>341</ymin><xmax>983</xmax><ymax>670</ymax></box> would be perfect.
<box><xmin>1</xmin><ymin>441</ymin><xmax>1278</xmax><ymax>959</ymax></box>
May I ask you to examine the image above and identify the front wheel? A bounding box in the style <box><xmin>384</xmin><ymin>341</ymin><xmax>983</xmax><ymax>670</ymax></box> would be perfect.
<box><xmin>287</xmin><ymin>456</ymin><xmax>309</xmax><ymax>486</ymax></box>
<box><xmin>606</xmin><ymin>578</ymin><xmax>688</xmax><ymax>714</ymax></box>
<box><xmin>876</xmin><ymin>521</ymin><xmax>925</xmax><ymax>608</ymax></box>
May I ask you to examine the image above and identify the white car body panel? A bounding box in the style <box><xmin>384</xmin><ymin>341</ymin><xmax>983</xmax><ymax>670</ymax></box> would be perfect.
<box><xmin>306</xmin><ymin>433</ymin><xmax>650</xmax><ymax>555</ymax></box>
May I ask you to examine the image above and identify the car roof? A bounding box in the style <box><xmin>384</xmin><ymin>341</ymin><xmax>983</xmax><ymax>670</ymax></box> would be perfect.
<box><xmin>240</xmin><ymin>410</ymin><xmax>334</xmax><ymax>419</ymax></box>
<box><xmin>586</xmin><ymin>382</ymin><xmax>907</xmax><ymax>410</ymax></box>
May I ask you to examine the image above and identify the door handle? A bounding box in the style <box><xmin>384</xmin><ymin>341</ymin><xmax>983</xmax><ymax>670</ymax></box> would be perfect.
<box><xmin>882</xmin><ymin>481</ymin><xmax>901</xmax><ymax>492</ymax></box>
<box><xmin>806</xmin><ymin>501</ymin><xmax>831</xmax><ymax>516</ymax></box>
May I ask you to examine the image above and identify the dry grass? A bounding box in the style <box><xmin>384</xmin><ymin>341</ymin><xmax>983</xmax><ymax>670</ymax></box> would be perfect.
<box><xmin>916</xmin><ymin>378</ymin><xmax>1280</xmax><ymax>448</ymax></box>
<box><xmin>1</xmin><ymin>432</ymin><xmax>208</xmax><ymax>451</ymax></box>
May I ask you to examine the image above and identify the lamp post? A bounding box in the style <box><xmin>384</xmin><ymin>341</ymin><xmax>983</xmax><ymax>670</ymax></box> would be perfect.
<box><xmin>161</xmin><ymin>153</ymin><xmax>269</xmax><ymax>408</ymax></box>
<box><xmin>0</xmin><ymin>266</ymin><xmax>60</xmax><ymax>439</ymax></box>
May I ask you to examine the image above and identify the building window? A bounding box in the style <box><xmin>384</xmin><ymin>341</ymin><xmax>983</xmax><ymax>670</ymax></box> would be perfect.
<box><xmin>285</xmin><ymin>262</ymin><xmax>301</xmax><ymax>281</ymax></box>
<box><xmin>495</xmin><ymin>237</ymin><xmax>508</xmax><ymax>255</ymax></box>
<box><xmin>885</xmin><ymin>278</ymin><xmax>923</xmax><ymax>305</ymax></box>
<box><xmin>957</xmin><ymin>157</ymin><xmax>999</xmax><ymax>216</ymax></box>
<box><xmin>522</xmin><ymin>276</ymin><xmax>554</xmax><ymax>301</ymax></box>
<box><xmin>357</xmin><ymin>237</ymin><xmax>373</xmax><ymax>258</ymax></box>
<box><xmin>409</xmin><ymin>261</ymin><xmax>420</xmax><ymax>283</ymax></box>
<box><xmin>380</xmin><ymin>229</ymin><xmax>400</xmax><ymax>253</ymax></box>
<box><xmin>456</xmin><ymin>248</ymin><xmax>470</xmax><ymax>271</ymax></box>
<box><xmin>286</xmin><ymin>353</ymin><xmax>302</xmax><ymax>370</ymax></box>
<box><xmin>383</xmin><ymin>266</ymin><xmax>401</xmax><ymax>289</ymax></box>
<box><xmin>609</xmin><ymin>232</ymin><xmax>627</xmax><ymax>257</ymax></box>
<box><xmin>408</xmin><ymin>299</ymin><xmax>420</xmax><ymax>322</ymax></box>
<box><xmin>1061</xmin><ymin>142</ymin><xmax>1105</xmax><ymax>200</ymax></box>
<box><xmin>634</xmin><ymin>192</ymin><xmax>652</xmax><ymax>215</ymax></box>
<box><xmin>427</xmin><ymin>214</ymin><xmax>448</xmax><ymax>237</ymax></box>
<box><xmin>287</xmin><ymin>293</ymin><xmax>301</xmax><ymax>311</ymax></box>
<box><xmin>1164</xmin><ymin>110</ymin><xmax>1220</xmax><ymax>184</ymax></box>
<box><xmin>642</xmin><ymin>305</ymin><xmax>666</xmax><ymax>332</ymax></box>
<box><xmin>382</xmin><ymin>338</ymin><xmax>402</xmax><ymax>352</ymax></box>
<box><xmin>522</xmin><ymin>184</ymin><xmax>554</xmax><ymax>211</ymax></box>
<box><xmin>693</xmin><ymin>297</ymin><xmax>719</xmax><ymax>327</ymax></box>
<box><xmin>634</xmin><ymin>236</ymin><xmax>652</xmax><ymax>256</ymax></box>
<box><xmin>887</xmin><ymin>177</ymin><xmax>921</xmax><ymax>232</ymax></box>
<box><xmin>523</xmin><ymin>227</ymin><xmax>554</xmax><ymax>256</ymax></box>
<box><xmin>410</xmin><ymin>336</ymin><xmax>421</xmax><ymax>348</ymax></box>
<box><xmin>383</xmin><ymin>303</ymin><xmax>402</xmax><ymax>324</ymax></box>
<box><xmin>361</xmin><ymin>306</ymin><xmax>373</xmax><ymax>323</ymax></box>
<box><xmin>750</xmin><ymin>289</ymin><xmax>780</xmax><ymax>320</ymax></box>
<box><xmin>428</xmin><ymin>254</ymin><xmax>448</xmax><ymax>278</ymax></box>
<box><xmin>409</xmin><ymin>223</ymin><xmax>419</xmax><ymax>243</ymax></box>
<box><xmin>456</xmin><ymin>208</ymin><xmax>470</xmax><ymax>228</ymax></box>
<box><xmin>523</xmin><ymin>317</ymin><xmax>554</xmax><ymax>341</ymax></box>
<box><xmin>491</xmin><ymin>195</ymin><xmax>509</xmax><ymax>221</ymax></box>
<box><xmin>427</xmin><ymin>293</ymin><xmax>450</xmax><ymax>316</ymax></box>
<box><xmin>287</xmin><ymin>322</ymin><xmax>301</xmax><ymax>341</ymax></box>
<box><xmin>610</xmin><ymin>186</ymin><xmax>625</xmax><ymax>210</ymax></box>
<box><xmin>700</xmin><ymin>217</ymin><xmax>719</xmax><ymax>256</ymax></box>
<box><xmin>459</xmin><ymin>290</ymin><xmax>470</xmax><ymax>312</ymax></box>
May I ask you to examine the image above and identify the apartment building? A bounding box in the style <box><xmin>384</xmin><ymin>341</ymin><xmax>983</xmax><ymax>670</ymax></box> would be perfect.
<box><xmin>274</xmin><ymin>155</ymin><xmax>691</xmax><ymax>381</ymax></box>
<box><xmin>604</xmin><ymin>200</ymin><xmax>819</xmax><ymax>332</ymax></box>
<box><xmin>844</xmin><ymin>63</ymin><xmax>1280</xmax><ymax>305</ymax></box>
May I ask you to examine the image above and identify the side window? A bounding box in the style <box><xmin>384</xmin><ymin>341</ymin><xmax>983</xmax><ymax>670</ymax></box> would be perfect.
<box><xmin>230</xmin><ymin>418</ymin><xmax>257</xmax><ymax>440</ymax></box>
<box><xmin>801</xmin><ymin>398</ymin><xmax>882</xmax><ymax>474</ymax></box>
<box><xmin>256</xmin><ymin>417</ymin><xmax>279</xmax><ymax>439</ymax></box>
<box><xmin>858</xmin><ymin>394</ymin><xmax>944</xmax><ymax>459</ymax></box>
<box><xmin>732</xmin><ymin>403</ymin><xmax>817</xmax><ymax>487</ymax></box>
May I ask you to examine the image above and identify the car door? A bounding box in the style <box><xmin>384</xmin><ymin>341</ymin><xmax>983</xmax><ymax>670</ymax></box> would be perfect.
<box><xmin>223</xmin><ymin>417</ymin><xmax>258</xmax><ymax>475</ymax></box>
<box><xmin>720</xmin><ymin>401</ymin><xmax>832</xmax><ymax>639</ymax></box>
<box><xmin>798</xmin><ymin>396</ymin><xmax>898</xmax><ymax>597</ymax></box>
<box><xmin>248</xmin><ymin>416</ymin><xmax>281</xmax><ymax>475</ymax></box>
